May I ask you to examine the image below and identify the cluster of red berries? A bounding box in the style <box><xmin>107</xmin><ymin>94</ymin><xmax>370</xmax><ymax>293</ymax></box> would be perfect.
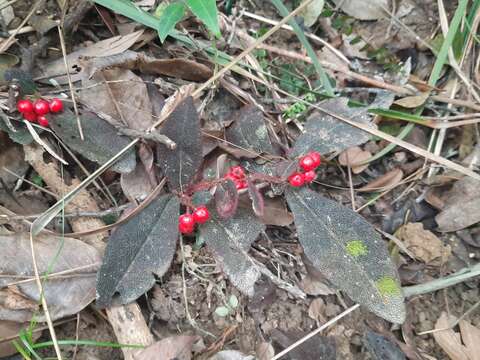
<box><xmin>224</xmin><ymin>165</ymin><xmax>248</xmax><ymax>190</ymax></box>
<box><xmin>178</xmin><ymin>206</ymin><xmax>210</xmax><ymax>234</ymax></box>
<box><xmin>288</xmin><ymin>151</ymin><xmax>321</xmax><ymax>187</ymax></box>
<box><xmin>17</xmin><ymin>98</ymin><xmax>64</xmax><ymax>127</ymax></box>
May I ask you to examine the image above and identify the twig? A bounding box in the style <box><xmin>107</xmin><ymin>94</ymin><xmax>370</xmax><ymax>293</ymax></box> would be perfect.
<box><xmin>403</xmin><ymin>263</ymin><xmax>480</xmax><ymax>298</ymax></box>
<box><xmin>58</xmin><ymin>25</ymin><xmax>84</xmax><ymax>140</ymax></box>
<box><xmin>117</xmin><ymin>127</ymin><xmax>176</xmax><ymax>149</ymax></box>
<box><xmin>272</xmin><ymin>304</ymin><xmax>360</xmax><ymax>359</ymax></box>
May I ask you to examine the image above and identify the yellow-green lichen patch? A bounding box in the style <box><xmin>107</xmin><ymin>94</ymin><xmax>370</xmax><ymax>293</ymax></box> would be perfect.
<box><xmin>346</xmin><ymin>240</ymin><xmax>368</xmax><ymax>257</ymax></box>
<box><xmin>376</xmin><ymin>276</ymin><xmax>401</xmax><ymax>297</ymax></box>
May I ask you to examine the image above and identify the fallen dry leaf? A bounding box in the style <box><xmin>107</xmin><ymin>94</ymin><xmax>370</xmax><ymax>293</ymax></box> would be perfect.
<box><xmin>120</xmin><ymin>161</ymin><xmax>156</xmax><ymax>202</ymax></box>
<box><xmin>37</xmin><ymin>30</ymin><xmax>144</xmax><ymax>83</ymax></box>
<box><xmin>135</xmin><ymin>335</ymin><xmax>199</xmax><ymax>360</ymax></box>
<box><xmin>255</xmin><ymin>342</ymin><xmax>275</xmax><ymax>360</ymax></box>
<box><xmin>79</xmin><ymin>68</ymin><xmax>154</xmax><ymax>131</ymax></box>
<box><xmin>331</xmin><ymin>0</ymin><xmax>389</xmax><ymax>20</ymax></box>
<box><xmin>259</xmin><ymin>198</ymin><xmax>294</xmax><ymax>226</ymax></box>
<box><xmin>395</xmin><ymin>223</ymin><xmax>451</xmax><ymax>264</ymax></box>
<box><xmin>308</xmin><ymin>298</ymin><xmax>326</xmax><ymax>322</ymax></box>
<box><xmin>459</xmin><ymin>320</ymin><xmax>480</xmax><ymax>360</ymax></box>
<box><xmin>338</xmin><ymin>146</ymin><xmax>372</xmax><ymax>174</ymax></box>
<box><xmin>394</xmin><ymin>92</ymin><xmax>430</xmax><ymax>108</ymax></box>
<box><xmin>0</xmin><ymin>233</ymin><xmax>100</xmax><ymax>322</ymax></box>
<box><xmin>433</xmin><ymin>312</ymin><xmax>470</xmax><ymax>360</ymax></box>
<box><xmin>139</xmin><ymin>58</ymin><xmax>212</xmax><ymax>82</ymax></box>
<box><xmin>359</xmin><ymin>168</ymin><xmax>404</xmax><ymax>192</ymax></box>
<box><xmin>436</xmin><ymin>177</ymin><xmax>480</xmax><ymax>232</ymax></box>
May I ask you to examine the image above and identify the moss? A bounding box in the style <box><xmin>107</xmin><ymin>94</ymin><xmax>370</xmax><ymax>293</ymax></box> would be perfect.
<box><xmin>376</xmin><ymin>276</ymin><xmax>401</xmax><ymax>297</ymax></box>
<box><xmin>346</xmin><ymin>240</ymin><xmax>368</xmax><ymax>257</ymax></box>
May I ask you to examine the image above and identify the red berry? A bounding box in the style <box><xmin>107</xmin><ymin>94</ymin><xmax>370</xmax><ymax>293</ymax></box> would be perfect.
<box><xmin>17</xmin><ymin>99</ymin><xmax>33</xmax><ymax>113</ymax></box>
<box><xmin>309</xmin><ymin>151</ymin><xmax>321</xmax><ymax>168</ymax></box>
<box><xmin>224</xmin><ymin>173</ymin><xmax>237</xmax><ymax>182</ymax></box>
<box><xmin>37</xmin><ymin>115</ymin><xmax>49</xmax><ymax>127</ymax></box>
<box><xmin>230</xmin><ymin>166</ymin><xmax>245</xmax><ymax>179</ymax></box>
<box><xmin>193</xmin><ymin>206</ymin><xmax>210</xmax><ymax>224</ymax></box>
<box><xmin>179</xmin><ymin>214</ymin><xmax>195</xmax><ymax>234</ymax></box>
<box><xmin>49</xmin><ymin>98</ymin><xmax>64</xmax><ymax>113</ymax></box>
<box><xmin>235</xmin><ymin>180</ymin><xmax>248</xmax><ymax>190</ymax></box>
<box><xmin>304</xmin><ymin>170</ymin><xmax>316</xmax><ymax>183</ymax></box>
<box><xmin>288</xmin><ymin>172</ymin><xmax>305</xmax><ymax>187</ymax></box>
<box><xmin>299</xmin><ymin>155</ymin><xmax>316</xmax><ymax>172</ymax></box>
<box><xmin>23</xmin><ymin>111</ymin><xmax>37</xmax><ymax>122</ymax></box>
<box><xmin>33</xmin><ymin>99</ymin><xmax>50</xmax><ymax>115</ymax></box>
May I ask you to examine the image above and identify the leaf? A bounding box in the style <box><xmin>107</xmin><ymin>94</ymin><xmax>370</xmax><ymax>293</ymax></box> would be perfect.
<box><xmin>247</xmin><ymin>179</ymin><xmax>264</xmax><ymax>217</ymax></box>
<box><xmin>120</xmin><ymin>160</ymin><xmax>156</xmax><ymax>202</ymax></box>
<box><xmin>0</xmin><ymin>321</ymin><xmax>41</xmax><ymax>358</ymax></box>
<box><xmin>135</xmin><ymin>335</ymin><xmax>199</xmax><ymax>360</ymax></box>
<box><xmin>0</xmin><ymin>233</ymin><xmax>101</xmax><ymax>322</ymax></box>
<box><xmin>200</xmin><ymin>207</ymin><xmax>265</xmax><ymax>296</ymax></box>
<box><xmin>225</xmin><ymin>105</ymin><xmax>274</xmax><ymax>156</ymax></box>
<box><xmin>50</xmin><ymin>108</ymin><xmax>136</xmax><ymax>173</ymax></box>
<box><xmin>3</xmin><ymin>68</ymin><xmax>36</xmax><ymax>95</ymax></box>
<box><xmin>255</xmin><ymin>342</ymin><xmax>275</xmax><ymax>360</ymax></box>
<box><xmin>0</xmin><ymin>116</ymin><xmax>33</xmax><ymax>145</ymax></box>
<box><xmin>157</xmin><ymin>96</ymin><xmax>202</xmax><ymax>190</ymax></box>
<box><xmin>185</xmin><ymin>0</ymin><xmax>220</xmax><ymax>37</ymax></box>
<box><xmin>291</xmin><ymin>98</ymin><xmax>374</xmax><ymax>157</ymax></box>
<box><xmin>96</xmin><ymin>194</ymin><xmax>180</xmax><ymax>307</ymax></box>
<box><xmin>394</xmin><ymin>92</ymin><xmax>430</xmax><ymax>108</ymax></box>
<box><xmin>435</xmin><ymin>177</ymin><xmax>480</xmax><ymax>232</ymax></box>
<box><xmin>331</xmin><ymin>0</ymin><xmax>389</xmax><ymax>20</ymax></box>
<box><xmin>364</xmin><ymin>331</ymin><xmax>406</xmax><ymax>360</ymax></box>
<box><xmin>209</xmin><ymin>350</ymin><xmax>254</xmax><ymax>360</ymax></box>
<box><xmin>433</xmin><ymin>313</ymin><xmax>470</xmax><ymax>360</ymax></box>
<box><xmin>228</xmin><ymin>294</ymin><xmax>239</xmax><ymax>308</ymax></box>
<box><xmin>286</xmin><ymin>188</ymin><xmax>405</xmax><ymax>323</ymax></box>
<box><xmin>358</xmin><ymin>168</ymin><xmax>404</xmax><ymax>192</ymax></box>
<box><xmin>157</xmin><ymin>2</ymin><xmax>186</xmax><ymax>42</ymax></box>
<box><xmin>215</xmin><ymin>179</ymin><xmax>239</xmax><ymax>219</ymax></box>
<box><xmin>299</xmin><ymin>0</ymin><xmax>324</xmax><ymax>27</ymax></box>
<box><xmin>36</xmin><ymin>30</ymin><xmax>144</xmax><ymax>84</ymax></box>
<box><xmin>338</xmin><ymin>146</ymin><xmax>372</xmax><ymax>174</ymax></box>
<box><xmin>79</xmin><ymin>68</ymin><xmax>154</xmax><ymax>131</ymax></box>
<box><xmin>215</xmin><ymin>306</ymin><xmax>230</xmax><ymax>317</ymax></box>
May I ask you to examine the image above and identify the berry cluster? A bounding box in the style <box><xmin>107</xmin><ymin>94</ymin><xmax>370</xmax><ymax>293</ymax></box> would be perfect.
<box><xmin>178</xmin><ymin>206</ymin><xmax>210</xmax><ymax>234</ymax></box>
<box><xmin>224</xmin><ymin>165</ymin><xmax>247</xmax><ymax>190</ymax></box>
<box><xmin>17</xmin><ymin>98</ymin><xmax>64</xmax><ymax>127</ymax></box>
<box><xmin>288</xmin><ymin>151</ymin><xmax>321</xmax><ymax>187</ymax></box>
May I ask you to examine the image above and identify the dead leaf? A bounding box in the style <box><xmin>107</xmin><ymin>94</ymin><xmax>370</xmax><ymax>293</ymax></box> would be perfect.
<box><xmin>395</xmin><ymin>223</ymin><xmax>451</xmax><ymax>264</ymax></box>
<box><xmin>358</xmin><ymin>168</ymin><xmax>404</xmax><ymax>192</ymax></box>
<box><xmin>338</xmin><ymin>146</ymin><xmax>372</xmax><ymax>174</ymax></box>
<box><xmin>308</xmin><ymin>298</ymin><xmax>326</xmax><ymax>322</ymax></box>
<box><xmin>79</xmin><ymin>68</ymin><xmax>154</xmax><ymax>131</ymax></box>
<box><xmin>332</xmin><ymin>0</ymin><xmax>389</xmax><ymax>20</ymax></box>
<box><xmin>255</xmin><ymin>342</ymin><xmax>275</xmax><ymax>360</ymax></box>
<box><xmin>0</xmin><ymin>320</ymin><xmax>41</xmax><ymax>357</ymax></box>
<box><xmin>0</xmin><ymin>135</ymin><xmax>29</xmax><ymax>187</ymax></box>
<box><xmin>0</xmin><ymin>233</ymin><xmax>100</xmax><ymax>322</ymax></box>
<box><xmin>209</xmin><ymin>350</ymin><xmax>254</xmax><ymax>360</ymax></box>
<box><xmin>459</xmin><ymin>320</ymin><xmax>480</xmax><ymax>360</ymax></box>
<box><xmin>259</xmin><ymin>198</ymin><xmax>293</xmax><ymax>226</ymax></box>
<box><xmin>394</xmin><ymin>92</ymin><xmax>430</xmax><ymax>108</ymax></box>
<box><xmin>300</xmin><ymin>0</ymin><xmax>324</xmax><ymax>27</ymax></box>
<box><xmin>37</xmin><ymin>30</ymin><xmax>144</xmax><ymax>84</ymax></box>
<box><xmin>135</xmin><ymin>335</ymin><xmax>199</xmax><ymax>360</ymax></box>
<box><xmin>433</xmin><ymin>312</ymin><xmax>470</xmax><ymax>360</ymax></box>
<box><xmin>121</xmin><ymin>161</ymin><xmax>156</xmax><ymax>202</ymax></box>
<box><xmin>436</xmin><ymin>177</ymin><xmax>480</xmax><ymax>232</ymax></box>
<box><xmin>139</xmin><ymin>58</ymin><xmax>212</xmax><ymax>82</ymax></box>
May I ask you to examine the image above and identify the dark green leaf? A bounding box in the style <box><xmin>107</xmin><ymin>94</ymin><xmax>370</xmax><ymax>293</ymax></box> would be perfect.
<box><xmin>364</xmin><ymin>331</ymin><xmax>406</xmax><ymax>360</ymax></box>
<box><xmin>157</xmin><ymin>2</ymin><xmax>186</xmax><ymax>42</ymax></box>
<box><xmin>96</xmin><ymin>194</ymin><xmax>180</xmax><ymax>307</ymax></box>
<box><xmin>286</xmin><ymin>188</ymin><xmax>405</xmax><ymax>323</ymax></box>
<box><xmin>291</xmin><ymin>98</ymin><xmax>373</xmax><ymax>157</ymax></box>
<box><xmin>157</xmin><ymin>96</ymin><xmax>202</xmax><ymax>190</ymax></box>
<box><xmin>0</xmin><ymin>116</ymin><xmax>33</xmax><ymax>145</ymax></box>
<box><xmin>226</xmin><ymin>105</ymin><xmax>274</xmax><ymax>156</ymax></box>
<box><xmin>185</xmin><ymin>0</ymin><xmax>220</xmax><ymax>37</ymax></box>
<box><xmin>215</xmin><ymin>179</ymin><xmax>238</xmax><ymax>219</ymax></box>
<box><xmin>200</xmin><ymin>207</ymin><xmax>265</xmax><ymax>296</ymax></box>
<box><xmin>3</xmin><ymin>68</ymin><xmax>36</xmax><ymax>95</ymax></box>
<box><xmin>50</xmin><ymin>108</ymin><xmax>136</xmax><ymax>173</ymax></box>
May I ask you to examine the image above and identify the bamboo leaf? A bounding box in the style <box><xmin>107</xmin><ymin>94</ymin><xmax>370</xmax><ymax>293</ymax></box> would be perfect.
<box><xmin>157</xmin><ymin>2</ymin><xmax>186</xmax><ymax>42</ymax></box>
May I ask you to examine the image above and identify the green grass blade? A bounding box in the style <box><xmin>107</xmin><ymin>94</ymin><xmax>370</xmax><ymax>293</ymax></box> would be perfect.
<box><xmin>186</xmin><ymin>0</ymin><xmax>220</xmax><ymax>37</ymax></box>
<box><xmin>364</xmin><ymin>0</ymin><xmax>468</xmax><ymax>164</ymax></box>
<box><xmin>157</xmin><ymin>2</ymin><xmax>185</xmax><ymax>42</ymax></box>
<box><xmin>270</xmin><ymin>0</ymin><xmax>334</xmax><ymax>96</ymax></box>
<box><xmin>92</xmin><ymin>0</ymin><xmax>159</xmax><ymax>29</ymax></box>
<box><xmin>31</xmin><ymin>339</ymin><xmax>145</xmax><ymax>350</ymax></box>
<box><xmin>369</xmin><ymin>108</ymin><xmax>427</xmax><ymax>125</ymax></box>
